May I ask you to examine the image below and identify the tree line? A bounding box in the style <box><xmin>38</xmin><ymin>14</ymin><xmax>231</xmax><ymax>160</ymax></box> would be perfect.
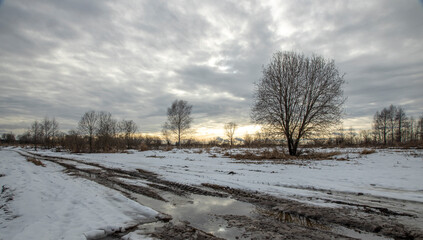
<box><xmin>372</xmin><ymin>105</ymin><xmax>422</xmax><ymax>145</ymax></box>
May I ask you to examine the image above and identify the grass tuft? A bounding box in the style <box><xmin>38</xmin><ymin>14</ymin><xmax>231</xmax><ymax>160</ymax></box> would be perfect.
<box><xmin>360</xmin><ymin>149</ymin><xmax>376</xmax><ymax>155</ymax></box>
<box><xmin>26</xmin><ymin>157</ymin><xmax>46</xmax><ymax>167</ymax></box>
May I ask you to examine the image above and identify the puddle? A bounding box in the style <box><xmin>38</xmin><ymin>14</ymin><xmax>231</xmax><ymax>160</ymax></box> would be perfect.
<box><xmin>133</xmin><ymin>191</ymin><xmax>255</xmax><ymax>239</ymax></box>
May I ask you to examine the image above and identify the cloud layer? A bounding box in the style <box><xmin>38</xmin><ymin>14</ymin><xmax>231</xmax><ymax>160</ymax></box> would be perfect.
<box><xmin>1</xmin><ymin>0</ymin><xmax>422</xmax><ymax>135</ymax></box>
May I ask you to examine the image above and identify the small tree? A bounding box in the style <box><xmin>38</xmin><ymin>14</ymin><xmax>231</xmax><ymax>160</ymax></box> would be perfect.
<box><xmin>97</xmin><ymin>111</ymin><xmax>117</xmax><ymax>152</ymax></box>
<box><xmin>224</xmin><ymin>122</ymin><xmax>237</xmax><ymax>147</ymax></box>
<box><xmin>78</xmin><ymin>111</ymin><xmax>98</xmax><ymax>153</ymax></box>
<box><xmin>30</xmin><ymin>121</ymin><xmax>43</xmax><ymax>151</ymax></box>
<box><xmin>163</xmin><ymin>99</ymin><xmax>193</xmax><ymax>147</ymax></box>
<box><xmin>42</xmin><ymin>117</ymin><xmax>52</xmax><ymax>148</ymax></box>
<box><xmin>161</xmin><ymin>126</ymin><xmax>171</xmax><ymax>145</ymax></box>
<box><xmin>119</xmin><ymin>119</ymin><xmax>138</xmax><ymax>149</ymax></box>
<box><xmin>251</xmin><ymin>51</ymin><xmax>345</xmax><ymax>156</ymax></box>
<box><xmin>51</xmin><ymin>118</ymin><xmax>59</xmax><ymax>147</ymax></box>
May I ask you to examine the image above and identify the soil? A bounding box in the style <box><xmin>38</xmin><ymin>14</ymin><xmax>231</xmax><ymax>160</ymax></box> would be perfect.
<box><xmin>17</xmin><ymin>150</ymin><xmax>423</xmax><ymax>240</ymax></box>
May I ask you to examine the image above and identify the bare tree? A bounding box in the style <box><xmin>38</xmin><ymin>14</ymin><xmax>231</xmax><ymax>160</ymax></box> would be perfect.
<box><xmin>78</xmin><ymin>111</ymin><xmax>98</xmax><ymax>153</ymax></box>
<box><xmin>387</xmin><ymin>104</ymin><xmax>397</xmax><ymax>143</ymax></box>
<box><xmin>251</xmin><ymin>51</ymin><xmax>345</xmax><ymax>156</ymax></box>
<box><xmin>374</xmin><ymin>109</ymin><xmax>389</xmax><ymax>145</ymax></box>
<box><xmin>31</xmin><ymin>121</ymin><xmax>43</xmax><ymax>151</ymax></box>
<box><xmin>42</xmin><ymin>117</ymin><xmax>52</xmax><ymax>148</ymax></box>
<box><xmin>161</xmin><ymin>126</ymin><xmax>171</xmax><ymax>145</ymax></box>
<box><xmin>40</xmin><ymin>116</ymin><xmax>60</xmax><ymax>148</ymax></box>
<box><xmin>243</xmin><ymin>133</ymin><xmax>253</xmax><ymax>147</ymax></box>
<box><xmin>163</xmin><ymin>100</ymin><xmax>193</xmax><ymax>147</ymax></box>
<box><xmin>419</xmin><ymin>114</ymin><xmax>423</xmax><ymax>142</ymax></box>
<box><xmin>224</xmin><ymin>122</ymin><xmax>237</xmax><ymax>147</ymax></box>
<box><xmin>395</xmin><ymin>107</ymin><xmax>407</xmax><ymax>143</ymax></box>
<box><xmin>51</xmin><ymin>118</ymin><xmax>59</xmax><ymax>147</ymax></box>
<box><xmin>97</xmin><ymin>111</ymin><xmax>117</xmax><ymax>152</ymax></box>
<box><xmin>119</xmin><ymin>119</ymin><xmax>138</xmax><ymax>149</ymax></box>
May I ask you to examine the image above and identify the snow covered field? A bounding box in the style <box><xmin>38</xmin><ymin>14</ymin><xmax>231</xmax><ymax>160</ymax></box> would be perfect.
<box><xmin>1</xmin><ymin>146</ymin><xmax>423</xmax><ymax>239</ymax></box>
<box><xmin>24</xmin><ymin>147</ymin><xmax>423</xmax><ymax>204</ymax></box>
<box><xmin>0</xmin><ymin>149</ymin><xmax>158</xmax><ymax>240</ymax></box>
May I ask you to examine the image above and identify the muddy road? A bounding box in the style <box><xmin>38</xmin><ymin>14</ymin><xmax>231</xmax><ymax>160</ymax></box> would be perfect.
<box><xmin>18</xmin><ymin>151</ymin><xmax>423</xmax><ymax>239</ymax></box>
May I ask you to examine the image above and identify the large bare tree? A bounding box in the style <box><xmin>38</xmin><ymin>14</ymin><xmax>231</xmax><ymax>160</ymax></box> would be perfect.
<box><xmin>78</xmin><ymin>110</ymin><xmax>98</xmax><ymax>153</ymax></box>
<box><xmin>251</xmin><ymin>51</ymin><xmax>345</xmax><ymax>156</ymax></box>
<box><xmin>224</xmin><ymin>122</ymin><xmax>237</xmax><ymax>147</ymax></box>
<box><xmin>163</xmin><ymin>99</ymin><xmax>193</xmax><ymax>147</ymax></box>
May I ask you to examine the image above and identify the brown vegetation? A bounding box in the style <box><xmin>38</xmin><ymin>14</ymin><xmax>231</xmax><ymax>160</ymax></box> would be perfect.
<box><xmin>226</xmin><ymin>149</ymin><xmax>341</xmax><ymax>161</ymax></box>
<box><xmin>360</xmin><ymin>149</ymin><xmax>376</xmax><ymax>155</ymax></box>
<box><xmin>26</xmin><ymin>157</ymin><xmax>46</xmax><ymax>167</ymax></box>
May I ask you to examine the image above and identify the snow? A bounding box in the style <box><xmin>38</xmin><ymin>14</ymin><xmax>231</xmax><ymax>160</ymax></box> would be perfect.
<box><xmin>2</xmin><ymin>146</ymin><xmax>422</xmax><ymax>239</ymax></box>
<box><xmin>28</xmin><ymin>147</ymin><xmax>423</xmax><ymax>204</ymax></box>
<box><xmin>0</xmin><ymin>149</ymin><xmax>158</xmax><ymax>240</ymax></box>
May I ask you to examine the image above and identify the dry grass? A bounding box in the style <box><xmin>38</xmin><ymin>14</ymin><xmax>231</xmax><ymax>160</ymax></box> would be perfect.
<box><xmin>26</xmin><ymin>157</ymin><xmax>46</xmax><ymax>167</ymax></box>
<box><xmin>228</xmin><ymin>149</ymin><xmax>341</xmax><ymax>161</ymax></box>
<box><xmin>146</xmin><ymin>154</ymin><xmax>166</xmax><ymax>159</ymax></box>
<box><xmin>360</xmin><ymin>149</ymin><xmax>376</xmax><ymax>155</ymax></box>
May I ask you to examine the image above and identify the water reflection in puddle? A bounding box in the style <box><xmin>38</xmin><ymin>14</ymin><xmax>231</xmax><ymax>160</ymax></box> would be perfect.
<box><xmin>134</xmin><ymin>192</ymin><xmax>255</xmax><ymax>239</ymax></box>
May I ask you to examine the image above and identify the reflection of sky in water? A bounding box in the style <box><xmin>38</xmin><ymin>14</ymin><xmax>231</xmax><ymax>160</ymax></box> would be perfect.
<box><xmin>135</xmin><ymin>193</ymin><xmax>255</xmax><ymax>238</ymax></box>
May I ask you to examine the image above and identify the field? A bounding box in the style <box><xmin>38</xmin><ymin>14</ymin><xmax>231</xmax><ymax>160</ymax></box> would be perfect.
<box><xmin>1</xmin><ymin>146</ymin><xmax>422</xmax><ymax>239</ymax></box>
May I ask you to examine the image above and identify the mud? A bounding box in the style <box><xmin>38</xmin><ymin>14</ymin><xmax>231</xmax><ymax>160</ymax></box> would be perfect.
<box><xmin>17</xmin><ymin>150</ymin><xmax>423</xmax><ymax>240</ymax></box>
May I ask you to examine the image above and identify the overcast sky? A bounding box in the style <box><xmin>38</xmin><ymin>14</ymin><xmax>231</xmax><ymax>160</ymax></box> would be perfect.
<box><xmin>1</xmin><ymin>0</ymin><xmax>422</xmax><ymax>137</ymax></box>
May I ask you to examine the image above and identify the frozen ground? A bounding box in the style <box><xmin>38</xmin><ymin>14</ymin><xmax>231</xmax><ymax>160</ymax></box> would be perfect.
<box><xmin>24</xmin><ymin>147</ymin><xmax>423</xmax><ymax>205</ymax></box>
<box><xmin>2</xmin><ymin>146</ymin><xmax>423</xmax><ymax>239</ymax></box>
<box><xmin>0</xmin><ymin>149</ymin><xmax>158</xmax><ymax>240</ymax></box>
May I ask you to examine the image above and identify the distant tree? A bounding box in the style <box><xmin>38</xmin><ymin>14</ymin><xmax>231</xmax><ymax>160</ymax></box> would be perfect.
<box><xmin>336</xmin><ymin>125</ymin><xmax>345</xmax><ymax>145</ymax></box>
<box><xmin>224</xmin><ymin>122</ymin><xmax>237</xmax><ymax>147</ymax></box>
<box><xmin>78</xmin><ymin>111</ymin><xmax>98</xmax><ymax>153</ymax></box>
<box><xmin>374</xmin><ymin>109</ymin><xmax>389</xmax><ymax>145</ymax></box>
<box><xmin>64</xmin><ymin>130</ymin><xmax>85</xmax><ymax>153</ymax></box>
<box><xmin>243</xmin><ymin>133</ymin><xmax>253</xmax><ymax>147</ymax></box>
<box><xmin>251</xmin><ymin>51</ymin><xmax>345</xmax><ymax>156</ymax></box>
<box><xmin>395</xmin><ymin>107</ymin><xmax>407</xmax><ymax>143</ymax></box>
<box><xmin>358</xmin><ymin>130</ymin><xmax>371</xmax><ymax>145</ymax></box>
<box><xmin>31</xmin><ymin>121</ymin><xmax>43</xmax><ymax>150</ymax></box>
<box><xmin>51</xmin><ymin>118</ymin><xmax>59</xmax><ymax>147</ymax></box>
<box><xmin>41</xmin><ymin>117</ymin><xmax>52</xmax><ymax>148</ymax></box>
<box><xmin>163</xmin><ymin>99</ymin><xmax>193</xmax><ymax>147</ymax></box>
<box><xmin>97</xmin><ymin>111</ymin><xmax>117</xmax><ymax>152</ymax></box>
<box><xmin>387</xmin><ymin>105</ymin><xmax>397</xmax><ymax>143</ymax></box>
<box><xmin>18</xmin><ymin>131</ymin><xmax>32</xmax><ymax>144</ymax></box>
<box><xmin>161</xmin><ymin>126</ymin><xmax>171</xmax><ymax>145</ymax></box>
<box><xmin>419</xmin><ymin>114</ymin><xmax>423</xmax><ymax>142</ymax></box>
<box><xmin>119</xmin><ymin>119</ymin><xmax>138</xmax><ymax>149</ymax></box>
<box><xmin>1</xmin><ymin>132</ymin><xmax>15</xmax><ymax>144</ymax></box>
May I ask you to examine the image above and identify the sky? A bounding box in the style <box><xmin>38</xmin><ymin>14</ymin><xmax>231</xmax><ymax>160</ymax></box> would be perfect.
<box><xmin>1</xmin><ymin>0</ymin><xmax>423</xmax><ymax>139</ymax></box>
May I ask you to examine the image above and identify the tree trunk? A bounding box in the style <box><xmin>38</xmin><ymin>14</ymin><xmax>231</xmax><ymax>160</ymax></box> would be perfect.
<box><xmin>89</xmin><ymin>135</ymin><xmax>93</xmax><ymax>153</ymax></box>
<box><xmin>287</xmin><ymin>137</ymin><xmax>297</xmax><ymax>156</ymax></box>
<box><xmin>178</xmin><ymin>131</ymin><xmax>181</xmax><ymax>148</ymax></box>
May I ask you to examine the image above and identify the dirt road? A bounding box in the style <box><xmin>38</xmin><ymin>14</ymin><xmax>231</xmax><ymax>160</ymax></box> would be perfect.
<box><xmin>18</xmin><ymin>150</ymin><xmax>423</xmax><ymax>240</ymax></box>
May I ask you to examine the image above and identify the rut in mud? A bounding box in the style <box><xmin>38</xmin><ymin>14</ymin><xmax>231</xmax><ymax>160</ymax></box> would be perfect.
<box><xmin>18</xmin><ymin>150</ymin><xmax>423</xmax><ymax>240</ymax></box>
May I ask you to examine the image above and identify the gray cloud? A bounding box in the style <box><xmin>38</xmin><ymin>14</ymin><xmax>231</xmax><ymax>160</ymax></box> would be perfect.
<box><xmin>1</xmin><ymin>0</ymin><xmax>422</xmax><ymax>136</ymax></box>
